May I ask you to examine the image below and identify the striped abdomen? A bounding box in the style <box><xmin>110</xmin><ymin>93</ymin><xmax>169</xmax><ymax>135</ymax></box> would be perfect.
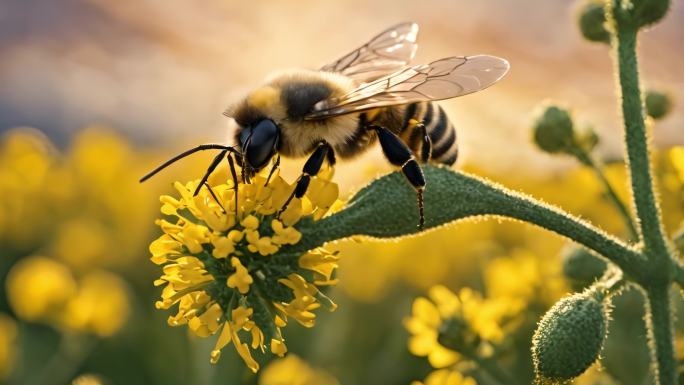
<box><xmin>397</xmin><ymin>102</ymin><xmax>458</xmax><ymax>165</ymax></box>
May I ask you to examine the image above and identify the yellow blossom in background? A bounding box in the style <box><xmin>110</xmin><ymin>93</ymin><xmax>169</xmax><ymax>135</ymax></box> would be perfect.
<box><xmin>151</xmin><ymin>165</ymin><xmax>341</xmax><ymax>371</ymax></box>
<box><xmin>71</xmin><ymin>374</ymin><xmax>105</xmax><ymax>385</ymax></box>
<box><xmin>411</xmin><ymin>369</ymin><xmax>477</xmax><ymax>385</ymax></box>
<box><xmin>0</xmin><ymin>314</ymin><xmax>18</xmax><ymax>380</ymax></box>
<box><xmin>259</xmin><ymin>354</ymin><xmax>340</xmax><ymax>385</ymax></box>
<box><xmin>62</xmin><ymin>270</ymin><xmax>130</xmax><ymax>337</ymax></box>
<box><xmin>6</xmin><ymin>256</ymin><xmax>130</xmax><ymax>337</ymax></box>
<box><xmin>405</xmin><ymin>285</ymin><xmax>516</xmax><ymax>369</ymax></box>
<box><xmin>51</xmin><ymin>218</ymin><xmax>111</xmax><ymax>269</ymax></box>
<box><xmin>0</xmin><ymin>127</ymin><xmax>166</xmax><ymax>269</ymax></box>
<box><xmin>484</xmin><ymin>249</ymin><xmax>567</xmax><ymax>308</ymax></box>
<box><xmin>0</xmin><ymin>128</ymin><xmax>55</xmax><ymax>248</ymax></box>
<box><xmin>6</xmin><ymin>256</ymin><xmax>77</xmax><ymax>323</ymax></box>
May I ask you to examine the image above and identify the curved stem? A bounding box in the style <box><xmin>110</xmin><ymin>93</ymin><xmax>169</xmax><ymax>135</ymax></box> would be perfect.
<box><xmin>289</xmin><ymin>167</ymin><xmax>647</xmax><ymax>280</ymax></box>
<box><xmin>573</xmin><ymin>148</ymin><xmax>639</xmax><ymax>240</ymax></box>
<box><xmin>644</xmin><ymin>285</ymin><xmax>676</xmax><ymax>385</ymax></box>
<box><xmin>613</xmin><ymin>22</ymin><xmax>671</xmax><ymax>262</ymax></box>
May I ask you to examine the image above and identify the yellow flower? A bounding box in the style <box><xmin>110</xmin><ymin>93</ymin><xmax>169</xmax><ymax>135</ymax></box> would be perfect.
<box><xmin>6</xmin><ymin>256</ymin><xmax>77</xmax><ymax>323</ymax></box>
<box><xmin>411</xmin><ymin>369</ymin><xmax>477</xmax><ymax>385</ymax></box>
<box><xmin>150</xmin><ymin>168</ymin><xmax>340</xmax><ymax>370</ymax></box>
<box><xmin>405</xmin><ymin>286</ymin><xmax>516</xmax><ymax>369</ymax></box>
<box><xmin>299</xmin><ymin>249</ymin><xmax>339</xmax><ymax>285</ymax></box>
<box><xmin>0</xmin><ymin>314</ymin><xmax>17</xmax><ymax>380</ymax></box>
<box><xmin>277</xmin><ymin>274</ymin><xmax>323</xmax><ymax>328</ymax></box>
<box><xmin>246</xmin><ymin>230</ymin><xmax>279</xmax><ymax>256</ymax></box>
<box><xmin>259</xmin><ymin>354</ymin><xmax>340</xmax><ymax>385</ymax></box>
<box><xmin>484</xmin><ymin>249</ymin><xmax>566</xmax><ymax>308</ymax></box>
<box><xmin>51</xmin><ymin>218</ymin><xmax>110</xmax><ymax>269</ymax></box>
<box><xmin>271</xmin><ymin>338</ymin><xmax>288</xmax><ymax>357</ymax></box>
<box><xmin>272</xmin><ymin>219</ymin><xmax>302</xmax><ymax>245</ymax></box>
<box><xmin>61</xmin><ymin>270</ymin><xmax>130</xmax><ymax>337</ymax></box>
<box><xmin>227</xmin><ymin>257</ymin><xmax>253</xmax><ymax>294</ymax></box>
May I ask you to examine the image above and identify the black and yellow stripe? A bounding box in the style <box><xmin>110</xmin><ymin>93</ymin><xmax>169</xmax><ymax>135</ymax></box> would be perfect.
<box><xmin>398</xmin><ymin>102</ymin><xmax>458</xmax><ymax>166</ymax></box>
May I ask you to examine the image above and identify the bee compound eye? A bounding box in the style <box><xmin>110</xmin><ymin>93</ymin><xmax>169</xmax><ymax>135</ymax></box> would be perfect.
<box><xmin>245</xmin><ymin>119</ymin><xmax>279</xmax><ymax>169</ymax></box>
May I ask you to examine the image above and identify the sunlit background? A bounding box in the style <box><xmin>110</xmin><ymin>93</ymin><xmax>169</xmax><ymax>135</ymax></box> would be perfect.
<box><xmin>1</xmin><ymin>1</ymin><xmax>683</xmax><ymax>385</ymax></box>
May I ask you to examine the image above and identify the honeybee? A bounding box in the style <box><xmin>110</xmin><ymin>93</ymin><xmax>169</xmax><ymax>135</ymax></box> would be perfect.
<box><xmin>141</xmin><ymin>22</ymin><xmax>509</xmax><ymax>229</ymax></box>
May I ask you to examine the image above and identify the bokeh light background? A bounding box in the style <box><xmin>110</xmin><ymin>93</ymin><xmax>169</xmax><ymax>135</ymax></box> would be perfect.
<box><xmin>1</xmin><ymin>1</ymin><xmax>683</xmax><ymax>385</ymax></box>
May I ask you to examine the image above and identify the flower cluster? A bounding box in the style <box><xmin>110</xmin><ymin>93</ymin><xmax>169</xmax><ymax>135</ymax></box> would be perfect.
<box><xmin>151</xmin><ymin>167</ymin><xmax>341</xmax><ymax>371</ymax></box>
<box><xmin>5</xmin><ymin>256</ymin><xmax>130</xmax><ymax>337</ymax></box>
<box><xmin>405</xmin><ymin>285</ymin><xmax>517</xmax><ymax>380</ymax></box>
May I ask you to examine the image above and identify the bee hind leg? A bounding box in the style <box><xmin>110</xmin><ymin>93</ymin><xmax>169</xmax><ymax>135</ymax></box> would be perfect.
<box><xmin>369</xmin><ymin>125</ymin><xmax>426</xmax><ymax>230</ymax></box>
<box><xmin>277</xmin><ymin>142</ymin><xmax>332</xmax><ymax>219</ymax></box>
<box><xmin>417</xmin><ymin>122</ymin><xmax>432</xmax><ymax>163</ymax></box>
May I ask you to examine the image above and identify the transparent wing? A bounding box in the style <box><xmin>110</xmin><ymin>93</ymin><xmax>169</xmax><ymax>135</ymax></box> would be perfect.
<box><xmin>320</xmin><ymin>22</ymin><xmax>419</xmax><ymax>83</ymax></box>
<box><xmin>306</xmin><ymin>55</ymin><xmax>510</xmax><ymax>120</ymax></box>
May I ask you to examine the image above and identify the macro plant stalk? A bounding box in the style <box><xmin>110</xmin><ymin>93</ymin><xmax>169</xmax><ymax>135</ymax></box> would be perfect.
<box><xmin>571</xmin><ymin>147</ymin><xmax>639</xmax><ymax>240</ymax></box>
<box><xmin>610</xmin><ymin>2</ymin><xmax>678</xmax><ymax>383</ymax></box>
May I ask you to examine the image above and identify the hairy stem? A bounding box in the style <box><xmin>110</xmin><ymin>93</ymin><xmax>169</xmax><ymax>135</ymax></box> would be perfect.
<box><xmin>289</xmin><ymin>167</ymin><xmax>647</xmax><ymax>280</ymax></box>
<box><xmin>613</xmin><ymin>23</ymin><xmax>670</xmax><ymax>262</ymax></box>
<box><xmin>573</xmin><ymin>148</ymin><xmax>638</xmax><ymax>240</ymax></box>
<box><xmin>644</xmin><ymin>285</ymin><xmax>676</xmax><ymax>385</ymax></box>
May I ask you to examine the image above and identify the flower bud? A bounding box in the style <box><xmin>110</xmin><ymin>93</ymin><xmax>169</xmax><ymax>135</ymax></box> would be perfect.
<box><xmin>532</xmin><ymin>104</ymin><xmax>577</xmax><ymax>154</ymax></box>
<box><xmin>578</xmin><ymin>1</ymin><xmax>611</xmax><ymax>44</ymax></box>
<box><xmin>610</xmin><ymin>0</ymin><xmax>670</xmax><ymax>30</ymax></box>
<box><xmin>562</xmin><ymin>246</ymin><xmax>607</xmax><ymax>291</ymax></box>
<box><xmin>644</xmin><ymin>90</ymin><xmax>672</xmax><ymax>120</ymax></box>
<box><xmin>631</xmin><ymin>0</ymin><xmax>670</xmax><ymax>28</ymax></box>
<box><xmin>532</xmin><ymin>292</ymin><xmax>608</xmax><ymax>383</ymax></box>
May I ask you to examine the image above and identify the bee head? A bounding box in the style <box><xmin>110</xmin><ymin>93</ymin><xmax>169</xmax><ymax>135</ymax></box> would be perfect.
<box><xmin>239</xmin><ymin>119</ymin><xmax>280</xmax><ymax>171</ymax></box>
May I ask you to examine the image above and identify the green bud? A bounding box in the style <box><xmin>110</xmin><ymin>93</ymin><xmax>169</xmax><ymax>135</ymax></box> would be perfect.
<box><xmin>610</xmin><ymin>0</ymin><xmax>670</xmax><ymax>30</ymax></box>
<box><xmin>578</xmin><ymin>1</ymin><xmax>611</xmax><ymax>44</ymax></box>
<box><xmin>532</xmin><ymin>104</ymin><xmax>577</xmax><ymax>154</ymax></box>
<box><xmin>562</xmin><ymin>246</ymin><xmax>608</xmax><ymax>291</ymax></box>
<box><xmin>644</xmin><ymin>89</ymin><xmax>673</xmax><ymax>120</ymax></box>
<box><xmin>632</xmin><ymin>0</ymin><xmax>670</xmax><ymax>27</ymax></box>
<box><xmin>532</xmin><ymin>292</ymin><xmax>608</xmax><ymax>383</ymax></box>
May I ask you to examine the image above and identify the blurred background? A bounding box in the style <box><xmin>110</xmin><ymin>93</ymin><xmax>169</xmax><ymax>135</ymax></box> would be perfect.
<box><xmin>0</xmin><ymin>1</ymin><xmax>683</xmax><ymax>384</ymax></box>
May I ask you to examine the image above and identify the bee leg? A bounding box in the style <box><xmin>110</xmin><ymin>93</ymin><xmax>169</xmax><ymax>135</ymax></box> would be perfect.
<box><xmin>369</xmin><ymin>125</ymin><xmax>426</xmax><ymax>230</ymax></box>
<box><xmin>417</xmin><ymin>122</ymin><xmax>432</xmax><ymax>163</ymax></box>
<box><xmin>203</xmin><ymin>181</ymin><xmax>226</xmax><ymax>213</ymax></box>
<box><xmin>264</xmin><ymin>154</ymin><xmax>281</xmax><ymax>186</ymax></box>
<box><xmin>193</xmin><ymin>149</ymin><xmax>229</xmax><ymax>196</ymax></box>
<box><xmin>277</xmin><ymin>142</ymin><xmax>331</xmax><ymax>218</ymax></box>
<box><xmin>227</xmin><ymin>152</ymin><xmax>240</xmax><ymax>220</ymax></box>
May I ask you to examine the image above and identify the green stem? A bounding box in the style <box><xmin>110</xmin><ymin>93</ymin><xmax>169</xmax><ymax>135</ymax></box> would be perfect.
<box><xmin>474</xmin><ymin>356</ymin><xmax>520</xmax><ymax>385</ymax></box>
<box><xmin>573</xmin><ymin>148</ymin><xmax>639</xmax><ymax>240</ymax></box>
<box><xmin>613</xmin><ymin>21</ymin><xmax>670</xmax><ymax>262</ymax></box>
<box><xmin>22</xmin><ymin>334</ymin><xmax>97</xmax><ymax>385</ymax></box>
<box><xmin>289</xmin><ymin>167</ymin><xmax>647</xmax><ymax>280</ymax></box>
<box><xmin>644</xmin><ymin>285</ymin><xmax>676</xmax><ymax>385</ymax></box>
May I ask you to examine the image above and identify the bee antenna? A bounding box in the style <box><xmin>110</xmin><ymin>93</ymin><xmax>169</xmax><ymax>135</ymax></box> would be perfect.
<box><xmin>139</xmin><ymin>144</ymin><xmax>239</xmax><ymax>183</ymax></box>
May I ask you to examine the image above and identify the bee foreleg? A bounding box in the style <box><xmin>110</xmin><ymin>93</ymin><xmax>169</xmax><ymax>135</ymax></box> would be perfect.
<box><xmin>264</xmin><ymin>154</ymin><xmax>281</xmax><ymax>186</ymax></box>
<box><xmin>227</xmin><ymin>152</ymin><xmax>240</xmax><ymax>220</ymax></box>
<box><xmin>193</xmin><ymin>149</ymin><xmax>229</xmax><ymax>196</ymax></box>
<box><xmin>277</xmin><ymin>142</ymin><xmax>332</xmax><ymax>218</ymax></box>
<box><xmin>369</xmin><ymin>125</ymin><xmax>426</xmax><ymax>230</ymax></box>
